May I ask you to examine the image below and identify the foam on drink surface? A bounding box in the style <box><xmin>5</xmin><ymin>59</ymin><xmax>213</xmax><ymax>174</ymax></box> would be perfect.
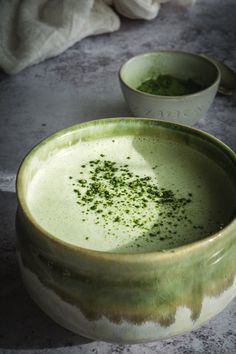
<box><xmin>27</xmin><ymin>135</ymin><xmax>235</xmax><ymax>253</ymax></box>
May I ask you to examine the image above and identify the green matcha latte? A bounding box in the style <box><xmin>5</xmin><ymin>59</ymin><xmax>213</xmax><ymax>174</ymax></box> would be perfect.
<box><xmin>27</xmin><ymin>134</ymin><xmax>235</xmax><ymax>253</ymax></box>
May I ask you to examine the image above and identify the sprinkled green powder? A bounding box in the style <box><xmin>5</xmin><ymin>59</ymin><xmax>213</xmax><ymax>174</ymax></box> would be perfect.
<box><xmin>137</xmin><ymin>74</ymin><xmax>205</xmax><ymax>96</ymax></box>
<box><xmin>69</xmin><ymin>157</ymin><xmax>197</xmax><ymax>247</ymax></box>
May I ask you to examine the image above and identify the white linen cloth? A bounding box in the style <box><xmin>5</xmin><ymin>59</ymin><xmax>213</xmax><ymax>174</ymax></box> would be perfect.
<box><xmin>0</xmin><ymin>0</ymin><xmax>196</xmax><ymax>74</ymax></box>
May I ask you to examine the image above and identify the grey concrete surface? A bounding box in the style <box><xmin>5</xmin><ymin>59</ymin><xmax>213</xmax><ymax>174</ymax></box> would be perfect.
<box><xmin>0</xmin><ymin>0</ymin><xmax>236</xmax><ymax>353</ymax></box>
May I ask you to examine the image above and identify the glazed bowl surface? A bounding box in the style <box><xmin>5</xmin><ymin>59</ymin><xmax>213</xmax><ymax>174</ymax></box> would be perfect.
<box><xmin>119</xmin><ymin>51</ymin><xmax>220</xmax><ymax>125</ymax></box>
<box><xmin>16</xmin><ymin>118</ymin><xmax>236</xmax><ymax>343</ymax></box>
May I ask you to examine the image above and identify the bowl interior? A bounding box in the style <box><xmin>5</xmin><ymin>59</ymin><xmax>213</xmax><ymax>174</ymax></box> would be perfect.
<box><xmin>120</xmin><ymin>52</ymin><xmax>219</xmax><ymax>93</ymax></box>
<box><xmin>17</xmin><ymin>118</ymin><xmax>236</xmax><ymax>254</ymax></box>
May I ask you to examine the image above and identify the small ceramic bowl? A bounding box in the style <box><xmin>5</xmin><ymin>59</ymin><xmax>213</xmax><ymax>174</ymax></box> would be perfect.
<box><xmin>16</xmin><ymin>118</ymin><xmax>236</xmax><ymax>343</ymax></box>
<box><xmin>119</xmin><ymin>51</ymin><xmax>221</xmax><ymax>125</ymax></box>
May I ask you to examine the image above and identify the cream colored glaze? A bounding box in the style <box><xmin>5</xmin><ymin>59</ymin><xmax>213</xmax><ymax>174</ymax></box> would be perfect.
<box><xmin>19</xmin><ymin>255</ymin><xmax>236</xmax><ymax>343</ymax></box>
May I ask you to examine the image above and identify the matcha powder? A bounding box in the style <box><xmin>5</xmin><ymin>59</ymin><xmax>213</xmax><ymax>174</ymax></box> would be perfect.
<box><xmin>137</xmin><ymin>74</ymin><xmax>204</xmax><ymax>96</ymax></box>
<box><xmin>70</xmin><ymin>155</ymin><xmax>196</xmax><ymax>250</ymax></box>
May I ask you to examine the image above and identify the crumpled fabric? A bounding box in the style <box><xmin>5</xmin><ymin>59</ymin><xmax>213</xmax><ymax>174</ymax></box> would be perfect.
<box><xmin>112</xmin><ymin>0</ymin><xmax>196</xmax><ymax>20</ymax></box>
<box><xmin>0</xmin><ymin>0</ymin><xmax>196</xmax><ymax>74</ymax></box>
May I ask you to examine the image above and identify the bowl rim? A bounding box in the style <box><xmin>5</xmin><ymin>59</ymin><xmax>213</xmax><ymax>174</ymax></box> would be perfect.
<box><xmin>119</xmin><ymin>50</ymin><xmax>221</xmax><ymax>99</ymax></box>
<box><xmin>16</xmin><ymin>117</ymin><xmax>236</xmax><ymax>261</ymax></box>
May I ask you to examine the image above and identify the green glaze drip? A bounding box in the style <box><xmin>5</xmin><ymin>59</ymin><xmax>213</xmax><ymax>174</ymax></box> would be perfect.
<box><xmin>16</xmin><ymin>118</ymin><xmax>236</xmax><ymax>333</ymax></box>
<box><xmin>137</xmin><ymin>75</ymin><xmax>205</xmax><ymax>96</ymax></box>
<box><xmin>18</xmin><ymin>224</ymin><xmax>236</xmax><ymax>328</ymax></box>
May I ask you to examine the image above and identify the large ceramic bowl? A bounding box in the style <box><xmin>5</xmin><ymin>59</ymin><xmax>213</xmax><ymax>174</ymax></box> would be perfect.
<box><xmin>119</xmin><ymin>51</ymin><xmax>220</xmax><ymax>125</ymax></box>
<box><xmin>16</xmin><ymin>118</ymin><xmax>236</xmax><ymax>343</ymax></box>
